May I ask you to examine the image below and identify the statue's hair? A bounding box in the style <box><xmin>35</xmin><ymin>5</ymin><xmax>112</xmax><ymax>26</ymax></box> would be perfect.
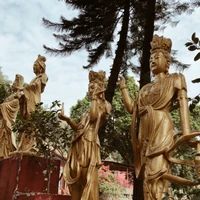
<box><xmin>89</xmin><ymin>70</ymin><xmax>106</xmax><ymax>89</ymax></box>
<box><xmin>150</xmin><ymin>34</ymin><xmax>172</xmax><ymax>54</ymax></box>
<box><xmin>35</xmin><ymin>54</ymin><xmax>46</xmax><ymax>72</ymax></box>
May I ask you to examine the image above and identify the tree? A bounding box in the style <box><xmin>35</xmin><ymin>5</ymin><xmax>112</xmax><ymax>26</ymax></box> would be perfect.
<box><xmin>42</xmin><ymin>0</ymin><xmax>198</xmax><ymax>101</ymax></box>
<box><xmin>43</xmin><ymin>1</ymin><xmax>200</xmax><ymax>198</ymax></box>
<box><xmin>0</xmin><ymin>67</ymin><xmax>12</xmax><ymax>103</ymax></box>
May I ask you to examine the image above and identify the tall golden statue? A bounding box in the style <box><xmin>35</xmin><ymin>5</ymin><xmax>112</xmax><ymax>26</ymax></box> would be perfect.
<box><xmin>58</xmin><ymin>70</ymin><xmax>111</xmax><ymax>200</ymax></box>
<box><xmin>0</xmin><ymin>74</ymin><xmax>24</xmax><ymax>159</ymax></box>
<box><xmin>119</xmin><ymin>35</ymin><xmax>200</xmax><ymax>199</ymax></box>
<box><xmin>17</xmin><ymin>54</ymin><xmax>48</xmax><ymax>153</ymax></box>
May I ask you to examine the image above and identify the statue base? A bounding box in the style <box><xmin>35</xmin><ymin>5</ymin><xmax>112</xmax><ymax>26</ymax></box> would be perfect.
<box><xmin>0</xmin><ymin>155</ymin><xmax>71</xmax><ymax>200</ymax></box>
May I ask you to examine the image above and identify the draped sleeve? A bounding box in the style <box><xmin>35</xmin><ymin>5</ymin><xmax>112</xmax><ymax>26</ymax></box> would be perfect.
<box><xmin>21</xmin><ymin>73</ymin><xmax>48</xmax><ymax>118</ymax></box>
<box><xmin>0</xmin><ymin>96</ymin><xmax>19</xmax><ymax>131</ymax></box>
<box><xmin>174</xmin><ymin>73</ymin><xmax>187</xmax><ymax>91</ymax></box>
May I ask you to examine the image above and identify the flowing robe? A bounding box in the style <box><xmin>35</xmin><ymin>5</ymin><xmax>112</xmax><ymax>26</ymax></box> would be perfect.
<box><xmin>21</xmin><ymin>73</ymin><xmax>48</xmax><ymax>119</ymax></box>
<box><xmin>0</xmin><ymin>94</ymin><xmax>19</xmax><ymax>158</ymax></box>
<box><xmin>17</xmin><ymin>73</ymin><xmax>48</xmax><ymax>152</ymax></box>
<box><xmin>64</xmin><ymin>100</ymin><xmax>111</xmax><ymax>200</ymax></box>
<box><xmin>132</xmin><ymin>73</ymin><xmax>187</xmax><ymax>199</ymax></box>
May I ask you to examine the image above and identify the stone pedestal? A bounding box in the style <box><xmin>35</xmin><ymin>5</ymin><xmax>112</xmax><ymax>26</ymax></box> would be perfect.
<box><xmin>0</xmin><ymin>155</ymin><xmax>71</xmax><ymax>200</ymax></box>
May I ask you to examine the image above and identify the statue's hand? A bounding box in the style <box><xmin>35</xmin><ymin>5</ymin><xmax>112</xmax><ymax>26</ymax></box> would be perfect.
<box><xmin>15</xmin><ymin>91</ymin><xmax>24</xmax><ymax>99</ymax></box>
<box><xmin>58</xmin><ymin>103</ymin><xmax>69</xmax><ymax>121</ymax></box>
<box><xmin>118</xmin><ymin>76</ymin><xmax>126</xmax><ymax>90</ymax></box>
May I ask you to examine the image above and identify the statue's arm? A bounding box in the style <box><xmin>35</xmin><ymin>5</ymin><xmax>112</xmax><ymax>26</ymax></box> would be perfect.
<box><xmin>41</xmin><ymin>74</ymin><xmax>48</xmax><ymax>92</ymax></box>
<box><xmin>118</xmin><ymin>76</ymin><xmax>134</xmax><ymax>114</ymax></box>
<box><xmin>177</xmin><ymin>88</ymin><xmax>190</xmax><ymax>135</ymax></box>
<box><xmin>176</xmin><ymin>74</ymin><xmax>191</xmax><ymax>136</ymax></box>
<box><xmin>175</xmin><ymin>74</ymin><xmax>190</xmax><ymax>135</ymax></box>
<box><xmin>90</xmin><ymin>95</ymin><xmax>99</xmax><ymax>122</ymax></box>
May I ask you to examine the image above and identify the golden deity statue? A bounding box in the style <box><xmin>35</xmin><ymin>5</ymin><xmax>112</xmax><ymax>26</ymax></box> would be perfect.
<box><xmin>0</xmin><ymin>74</ymin><xmax>24</xmax><ymax>159</ymax></box>
<box><xmin>16</xmin><ymin>54</ymin><xmax>48</xmax><ymax>153</ymax></box>
<box><xmin>58</xmin><ymin>70</ymin><xmax>112</xmax><ymax>200</ymax></box>
<box><xmin>119</xmin><ymin>35</ymin><xmax>200</xmax><ymax>199</ymax></box>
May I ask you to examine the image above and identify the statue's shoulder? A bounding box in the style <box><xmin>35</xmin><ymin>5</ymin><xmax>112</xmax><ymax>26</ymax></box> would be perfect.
<box><xmin>169</xmin><ymin>72</ymin><xmax>185</xmax><ymax>79</ymax></box>
<box><xmin>169</xmin><ymin>73</ymin><xmax>187</xmax><ymax>89</ymax></box>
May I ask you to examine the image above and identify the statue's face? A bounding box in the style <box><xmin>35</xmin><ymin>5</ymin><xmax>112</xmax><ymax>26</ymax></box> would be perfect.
<box><xmin>33</xmin><ymin>62</ymin><xmax>42</xmax><ymax>74</ymax></box>
<box><xmin>12</xmin><ymin>79</ymin><xmax>18</xmax><ymax>92</ymax></box>
<box><xmin>12</xmin><ymin>75</ymin><xmax>23</xmax><ymax>91</ymax></box>
<box><xmin>150</xmin><ymin>51</ymin><xmax>167</xmax><ymax>75</ymax></box>
<box><xmin>88</xmin><ymin>82</ymin><xmax>98</xmax><ymax>98</ymax></box>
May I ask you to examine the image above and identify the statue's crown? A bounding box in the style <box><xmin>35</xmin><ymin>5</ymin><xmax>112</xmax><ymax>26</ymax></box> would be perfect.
<box><xmin>150</xmin><ymin>34</ymin><xmax>172</xmax><ymax>53</ymax></box>
<box><xmin>89</xmin><ymin>70</ymin><xmax>106</xmax><ymax>83</ymax></box>
<box><xmin>36</xmin><ymin>54</ymin><xmax>46</xmax><ymax>69</ymax></box>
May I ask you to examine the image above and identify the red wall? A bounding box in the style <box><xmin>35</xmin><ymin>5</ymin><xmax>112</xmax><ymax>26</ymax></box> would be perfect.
<box><xmin>0</xmin><ymin>155</ymin><xmax>71</xmax><ymax>200</ymax></box>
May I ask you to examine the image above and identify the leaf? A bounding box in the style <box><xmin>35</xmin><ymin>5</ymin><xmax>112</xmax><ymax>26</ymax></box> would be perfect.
<box><xmin>188</xmin><ymin>45</ymin><xmax>197</xmax><ymax>51</ymax></box>
<box><xmin>192</xmin><ymin>78</ymin><xmax>200</xmax><ymax>83</ymax></box>
<box><xmin>189</xmin><ymin>104</ymin><xmax>195</xmax><ymax>112</ymax></box>
<box><xmin>194</xmin><ymin>52</ymin><xmax>200</xmax><ymax>61</ymax></box>
<box><xmin>185</xmin><ymin>42</ymin><xmax>193</xmax><ymax>47</ymax></box>
<box><xmin>191</xmin><ymin>32</ymin><xmax>199</xmax><ymax>44</ymax></box>
<box><xmin>192</xmin><ymin>32</ymin><xmax>196</xmax><ymax>42</ymax></box>
<box><xmin>194</xmin><ymin>37</ymin><xmax>199</xmax><ymax>44</ymax></box>
<box><xmin>195</xmin><ymin>96</ymin><xmax>200</xmax><ymax>101</ymax></box>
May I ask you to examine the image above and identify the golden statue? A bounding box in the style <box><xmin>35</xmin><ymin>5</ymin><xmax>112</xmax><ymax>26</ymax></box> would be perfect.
<box><xmin>0</xmin><ymin>74</ymin><xmax>24</xmax><ymax>159</ymax></box>
<box><xmin>58</xmin><ymin>70</ymin><xmax>111</xmax><ymax>200</ymax></box>
<box><xmin>119</xmin><ymin>35</ymin><xmax>200</xmax><ymax>199</ymax></box>
<box><xmin>16</xmin><ymin>54</ymin><xmax>48</xmax><ymax>153</ymax></box>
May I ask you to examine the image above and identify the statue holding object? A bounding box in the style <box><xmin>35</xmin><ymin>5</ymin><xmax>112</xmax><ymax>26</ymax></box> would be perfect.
<box><xmin>119</xmin><ymin>34</ymin><xmax>200</xmax><ymax>199</ymax></box>
<box><xmin>15</xmin><ymin>54</ymin><xmax>48</xmax><ymax>154</ymax></box>
<box><xmin>0</xmin><ymin>74</ymin><xmax>24</xmax><ymax>159</ymax></box>
<box><xmin>58</xmin><ymin>70</ymin><xmax>112</xmax><ymax>200</ymax></box>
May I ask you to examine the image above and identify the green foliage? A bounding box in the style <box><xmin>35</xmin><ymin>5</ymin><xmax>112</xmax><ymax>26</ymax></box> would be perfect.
<box><xmin>0</xmin><ymin>67</ymin><xmax>12</xmax><ymax>103</ymax></box>
<box><xmin>13</xmin><ymin>101</ymin><xmax>71</xmax><ymax>159</ymax></box>
<box><xmin>171</xmin><ymin>104</ymin><xmax>200</xmax><ymax>131</ymax></box>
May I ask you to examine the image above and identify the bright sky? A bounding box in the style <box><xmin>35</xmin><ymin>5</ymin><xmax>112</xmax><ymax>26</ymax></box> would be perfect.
<box><xmin>0</xmin><ymin>0</ymin><xmax>200</xmax><ymax>115</ymax></box>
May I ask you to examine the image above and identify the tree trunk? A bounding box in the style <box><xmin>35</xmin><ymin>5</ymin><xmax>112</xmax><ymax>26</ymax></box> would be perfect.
<box><xmin>133</xmin><ymin>175</ymin><xmax>144</xmax><ymax>200</ymax></box>
<box><xmin>105</xmin><ymin>0</ymin><xmax>130</xmax><ymax>103</ymax></box>
<box><xmin>139</xmin><ymin>0</ymin><xmax>156</xmax><ymax>89</ymax></box>
<box><xmin>132</xmin><ymin>0</ymin><xmax>156</xmax><ymax>199</ymax></box>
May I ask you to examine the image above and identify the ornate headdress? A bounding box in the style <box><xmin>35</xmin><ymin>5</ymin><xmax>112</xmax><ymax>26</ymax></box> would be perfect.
<box><xmin>150</xmin><ymin>34</ymin><xmax>172</xmax><ymax>53</ymax></box>
<box><xmin>35</xmin><ymin>54</ymin><xmax>46</xmax><ymax>69</ymax></box>
<box><xmin>89</xmin><ymin>70</ymin><xmax>106</xmax><ymax>85</ymax></box>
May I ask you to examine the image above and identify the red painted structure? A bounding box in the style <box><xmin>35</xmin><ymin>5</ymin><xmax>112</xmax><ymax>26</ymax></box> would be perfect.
<box><xmin>0</xmin><ymin>155</ymin><xmax>71</xmax><ymax>200</ymax></box>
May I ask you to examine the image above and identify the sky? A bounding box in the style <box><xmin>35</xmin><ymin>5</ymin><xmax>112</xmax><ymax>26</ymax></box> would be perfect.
<box><xmin>0</xmin><ymin>0</ymin><xmax>200</xmax><ymax>115</ymax></box>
